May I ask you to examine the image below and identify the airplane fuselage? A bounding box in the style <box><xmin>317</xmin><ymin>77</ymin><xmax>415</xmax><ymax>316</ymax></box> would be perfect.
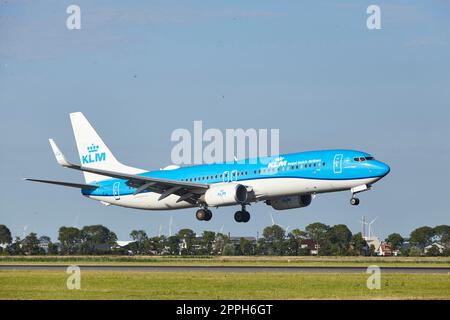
<box><xmin>82</xmin><ymin>149</ymin><xmax>390</xmax><ymax>210</ymax></box>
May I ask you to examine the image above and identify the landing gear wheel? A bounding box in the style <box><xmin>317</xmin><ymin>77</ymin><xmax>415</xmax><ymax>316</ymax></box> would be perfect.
<box><xmin>234</xmin><ymin>210</ymin><xmax>250</xmax><ymax>223</ymax></box>
<box><xmin>234</xmin><ymin>210</ymin><xmax>243</xmax><ymax>223</ymax></box>
<box><xmin>242</xmin><ymin>210</ymin><xmax>250</xmax><ymax>223</ymax></box>
<box><xmin>196</xmin><ymin>209</ymin><xmax>207</xmax><ymax>221</ymax></box>
<box><xmin>196</xmin><ymin>209</ymin><xmax>212</xmax><ymax>221</ymax></box>
<box><xmin>204</xmin><ymin>209</ymin><xmax>212</xmax><ymax>221</ymax></box>
<box><xmin>350</xmin><ymin>197</ymin><xmax>360</xmax><ymax>206</ymax></box>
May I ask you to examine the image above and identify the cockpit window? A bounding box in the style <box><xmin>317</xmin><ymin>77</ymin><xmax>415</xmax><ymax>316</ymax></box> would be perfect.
<box><xmin>354</xmin><ymin>156</ymin><xmax>375</xmax><ymax>162</ymax></box>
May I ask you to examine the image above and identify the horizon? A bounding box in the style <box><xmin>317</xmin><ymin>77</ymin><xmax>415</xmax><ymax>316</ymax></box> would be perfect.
<box><xmin>1</xmin><ymin>1</ymin><xmax>449</xmax><ymax>242</ymax></box>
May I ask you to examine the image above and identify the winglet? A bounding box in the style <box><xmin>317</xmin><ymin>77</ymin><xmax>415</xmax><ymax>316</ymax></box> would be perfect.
<box><xmin>49</xmin><ymin>139</ymin><xmax>72</xmax><ymax>167</ymax></box>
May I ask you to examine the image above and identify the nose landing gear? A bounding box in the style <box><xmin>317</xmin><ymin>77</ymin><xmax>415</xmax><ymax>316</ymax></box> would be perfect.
<box><xmin>350</xmin><ymin>197</ymin><xmax>360</xmax><ymax>206</ymax></box>
<box><xmin>349</xmin><ymin>184</ymin><xmax>370</xmax><ymax>206</ymax></box>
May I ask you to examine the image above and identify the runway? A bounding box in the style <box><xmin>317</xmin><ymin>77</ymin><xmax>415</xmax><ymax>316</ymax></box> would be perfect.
<box><xmin>1</xmin><ymin>265</ymin><xmax>449</xmax><ymax>274</ymax></box>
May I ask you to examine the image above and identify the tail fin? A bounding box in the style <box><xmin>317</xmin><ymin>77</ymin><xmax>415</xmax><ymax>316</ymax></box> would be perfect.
<box><xmin>70</xmin><ymin>112</ymin><xmax>144</xmax><ymax>183</ymax></box>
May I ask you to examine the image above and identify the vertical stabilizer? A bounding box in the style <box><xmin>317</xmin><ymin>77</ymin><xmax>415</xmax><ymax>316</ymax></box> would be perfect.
<box><xmin>69</xmin><ymin>112</ymin><xmax>144</xmax><ymax>183</ymax></box>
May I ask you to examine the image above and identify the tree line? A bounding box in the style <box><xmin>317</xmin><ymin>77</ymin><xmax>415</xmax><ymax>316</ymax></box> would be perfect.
<box><xmin>0</xmin><ymin>223</ymin><xmax>448</xmax><ymax>256</ymax></box>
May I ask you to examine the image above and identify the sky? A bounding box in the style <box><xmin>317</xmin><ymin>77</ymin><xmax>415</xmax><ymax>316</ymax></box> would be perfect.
<box><xmin>1</xmin><ymin>0</ymin><xmax>449</xmax><ymax>242</ymax></box>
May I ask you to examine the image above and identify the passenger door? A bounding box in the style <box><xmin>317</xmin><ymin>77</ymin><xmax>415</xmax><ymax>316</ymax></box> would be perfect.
<box><xmin>113</xmin><ymin>182</ymin><xmax>120</xmax><ymax>200</ymax></box>
<box><xmin>333</xmin><ymin>154</ymin><xmax>343</xmax><ymax>174</ymax></box>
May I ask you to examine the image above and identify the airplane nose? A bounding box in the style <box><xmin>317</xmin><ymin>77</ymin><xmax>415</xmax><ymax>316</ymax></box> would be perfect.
<box><xmin>374</xmin><ymin>161</ymin><xmax>390</xmax><ymax>177</ymax></box>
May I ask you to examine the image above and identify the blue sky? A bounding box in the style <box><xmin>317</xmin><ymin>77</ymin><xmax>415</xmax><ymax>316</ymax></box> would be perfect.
<box><xmin>1</xmin><ymin>0</ymin><xmax>449</xmax><ymax>241</ymax></box>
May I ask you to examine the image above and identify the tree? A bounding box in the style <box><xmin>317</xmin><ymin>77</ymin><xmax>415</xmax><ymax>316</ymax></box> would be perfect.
<box><xmin>200</xmin><ymin>231</ymin><xmax>216</xmax><ymax>255</ymax></box>
<box><xmin>286</xmin><ymin>229</ymin><xmax>307</xmax><ymax>255</ymax></box>
<box><xmin>177</xmin><ymin>229</ymin><xmax>196</xmax><ymax>255</ymax></box>
<box><xmin>433</xmin><ymin>225</ymin><xmax>450</xmax><ymax>247</ymax></box>
<box><xmin>385</xmin><ymin>233</ymin><xmax>404</xmax><ymax>250</ymax></box>
<box><xmin>22</xmin><ymin>233</ymin><xmax>41</xmax><ymax>255</ymax></box>
<box><xmin>8</xmin><ymin>237</ymin><xmax>23</xmax><ymax>255</ymax></box>
<box><xmin>350</xmin><ymin>232</ymin><xmax>366</xmax><ymax>256</ymax></box>
<box><xmin>255</xmin><ymin>237</ymin><xmax>268</xmax><ymax>255</ymax></box>
<box><xmin>58</xmin><ymin>227</ymin><xmax>81</xmax><ymax>254</ymax></box>
<box><xmin>79</xmin><ymin>225</ymin><xmax>117</xmax><ymax>254</ymax></box>
<box><xmin>213</xmin><ymin>233</ymin><xmax>229</xmax><ymax>255</ymax></box>
<box><xmin>38</xmin><ymin>235</ymin><xmax>58</xmax><ymax>255</ymax></box>
<box><xmin>425</xmin><ymin>245</ymin><xmax>441</xmax><ymax>257</ymax></box>
<box><xmin>222</xmin><ymin>243</ymin><xmax>236</xmax><ymax>256</ymax></box>
<box><xmin>410</xmin><ymin>226</ymin><xmax>435</xmax><ymax>249</ymax></box>
<box><xmin>305</xmin><ymin>222</ymin><xmax>329</xmax><ymax>254</ymax></box>
<box><xmin>409</xmin><ymin>246</ymin><xmax>422</xmax><ymax>257</ymax></box>
<box><xmin>321</xmin><ymin>224</ymin><xmax>352</xmax><ymax>255</ymax></box>
<box><xmin>262</xmin><ymin>225</ymin><xmax>286</xmax><ymax>255</ymax></box>
<box><xmin>239</xmin><ymin>238</ymin><xmax>255</xmax><ymax>255</ymax></box>
<box><xmin>165</xmin><ymin>235</ymin><xmax>180</xmax><ymax>255</ymax></box>
<box><xmin>0</xmin><ymin>225</ymin><xmax>12</xmax><ymax>245</ymax></box>
<box><xmin>129</xmin><ymin>230</ymin><xmax>148</xmax><ymax>254</ymax></box>
<box><xmin>369</xmin><ymin>244</ymin><xmax>376</xmax><ymax>256</ymax></box>
<box><xmin>148</xmin><ymin>236</ymin><xmax>165</xmax><ymax>255</ymax></box>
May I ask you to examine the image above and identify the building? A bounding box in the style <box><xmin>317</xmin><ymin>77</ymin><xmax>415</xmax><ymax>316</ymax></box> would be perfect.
<box><xmin>364</xmin><ymin>236</ymin><xmax>381</xmax><ymax>253</ymax></box>
<box><xmin>229</xmin><ymin>237</ymin><xmax>257</xmax><ymax>245</ymax></box>
<box><xmin>424</xmin><ymin>242</ymin><xmax>445</xmax><ymax>255</ymax></box>
<box><xmin>300</xmin><ymin>239</ymin><xmax>319</xmax><ymax>255</ymax></box>
<box><xmin>377</xmin><ymin>243</ymin><xmax>393</xmax><ymax>256</ymax></box>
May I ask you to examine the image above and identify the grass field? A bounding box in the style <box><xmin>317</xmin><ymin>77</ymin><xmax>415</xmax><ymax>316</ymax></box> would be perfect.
<box><xmin>1</xmin><ymin>255</ymin><xmax>449</xmax><ymax>267</ymax></box>
<box><xmin>0</xmin><ymin>270</ymin><xmax>449</xmax><ymax>299</ymax></box>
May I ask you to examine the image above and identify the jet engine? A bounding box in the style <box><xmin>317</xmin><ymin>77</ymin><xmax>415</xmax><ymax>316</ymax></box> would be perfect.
<box><xmin>266</xmin><ymin>194</ymin><xmax>312</xmax><ymax>210</ymax></box>
<box><xmin>204</xmin><ymin>184</ymin><xmax>248</xmax><ymax>207</ymax></box>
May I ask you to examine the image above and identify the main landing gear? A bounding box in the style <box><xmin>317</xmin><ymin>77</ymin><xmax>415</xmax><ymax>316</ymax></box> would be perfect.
<box><xmin>196</xmin><ymin>208</ymin><xmax>212</xmax><ymax>221</ymax></box>
<box><xmin>234</xmin><ymin>204</ymin><xmax>250</xmax><ymax>223</ymax></box>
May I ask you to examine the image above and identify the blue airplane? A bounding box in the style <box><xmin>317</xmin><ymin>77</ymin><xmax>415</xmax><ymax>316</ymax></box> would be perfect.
<box><xmin>26</xmin><ymin>112</ymin><xmax>390</xmax><ymax>223</ymax></box>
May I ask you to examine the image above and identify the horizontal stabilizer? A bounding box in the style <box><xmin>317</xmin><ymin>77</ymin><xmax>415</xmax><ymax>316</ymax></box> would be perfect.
<box><xmin>24</xmin><ymin>178</ymin><xmax>98</xmax><ymax>190</ymax></box>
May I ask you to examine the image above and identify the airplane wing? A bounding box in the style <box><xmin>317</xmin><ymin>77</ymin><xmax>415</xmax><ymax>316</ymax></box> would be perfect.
<box><xmin>48</xmin><ymin>139</ymin><xmax>209</xmax><ymax>204</ymax></box>
<box><xmin>24</xmin><ymin>178</ymin><xmax>99</xmax><ymax>190</ymax></box>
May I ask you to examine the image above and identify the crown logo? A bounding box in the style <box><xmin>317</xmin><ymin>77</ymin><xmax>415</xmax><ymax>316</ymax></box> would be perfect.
<box><xmin>87</xmin><ymin>144</ymin><xmax>99</xmax><ymax>153</ymax></box>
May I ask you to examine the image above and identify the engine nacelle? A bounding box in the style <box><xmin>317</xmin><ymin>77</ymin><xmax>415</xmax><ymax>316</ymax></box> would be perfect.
<box><xmin>267</xmin><ymin>194</ymin><xmax>312</xmax><ymax>210</ymax></box>
<box><xmin>204</xmin><ymin>184</ymin><xmax>248</xmax><ymax>207</ymax></box>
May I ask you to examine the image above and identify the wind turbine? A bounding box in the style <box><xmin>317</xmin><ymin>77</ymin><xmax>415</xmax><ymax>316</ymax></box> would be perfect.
<box><xmin>22</xmin><ymin>225</ymin><xmax>28</xmax><ymax>239</ymax></box>
<box><xmin>270</xmin><ymin>212</ymin><xmax>276</xmax><ymax>226</ymax></box>
<box><xmin>269</xmin><ymin>211</ymin><xmax>290</xmax><ymax>234</ymax></box>
<box><xmin>158</xmin><ymin>224</ymin><xmax>163</xmax><ymax>237</ymax></box>
<box><xmin>367</xmin><ymin>217</ymin><xmax>378</xmax><ymax>239</ymax></box>
<box><xmin>168</xmin><ymin>215</ymin><xmax>173</xmax><ymax>237</ymax></box>
<box><xmin>358</xmin><ymin>216</ymin><xmax>368</xmax><ymax>238</ymax></box>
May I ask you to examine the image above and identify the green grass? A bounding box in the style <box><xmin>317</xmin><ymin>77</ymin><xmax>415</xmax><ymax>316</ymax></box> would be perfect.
<box><xmin>0</xmin><ymin>270</ymin><xmax>448</xmax><ymax>299</ymax></box>
<box><xmin>1</xmin><ymin>255</ymin><xmax>449</xmax><ymax>267</ymax></box>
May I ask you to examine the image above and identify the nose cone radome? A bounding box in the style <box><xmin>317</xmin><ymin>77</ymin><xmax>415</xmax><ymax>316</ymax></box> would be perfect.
<box><xmin>373</xmin><ymin>161</ymin><xmax>390</xmax><ymax>177</ymax></box>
